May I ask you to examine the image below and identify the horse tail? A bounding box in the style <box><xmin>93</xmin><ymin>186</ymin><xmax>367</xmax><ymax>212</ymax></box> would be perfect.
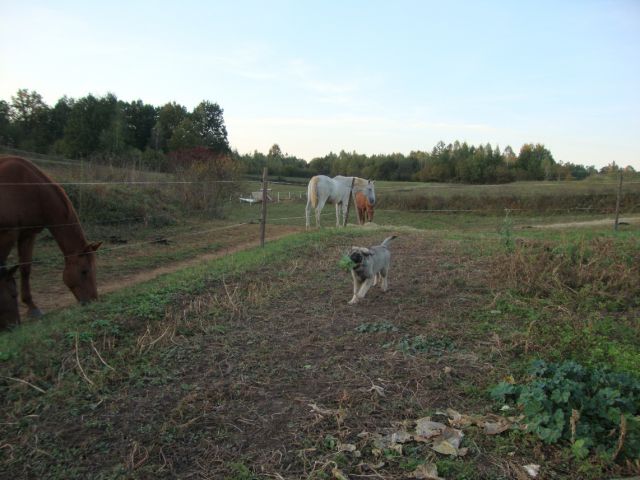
<box><xmin>309</xmin><ymin>176</ymin><xmax>319</xmax><ymax>208</ymax></box>
<box><xmin>380</xmin><ymin>235</ymin><xmax>398</xmax><ymax>248</ymax></box>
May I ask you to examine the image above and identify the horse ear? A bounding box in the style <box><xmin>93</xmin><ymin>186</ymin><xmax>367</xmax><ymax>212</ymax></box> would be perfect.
<box><xmin>87</xmin><ymin>242</ymin><xmax>102</xmax><ymax>252</ymax></box>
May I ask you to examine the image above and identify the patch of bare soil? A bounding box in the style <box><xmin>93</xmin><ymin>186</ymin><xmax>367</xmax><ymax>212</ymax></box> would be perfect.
<box><xmin>24</xmin><ymin>232</ymin><xmax>515</xmax><ymax>478</ymax></box>
<box><xmin>523</xmin><ymin>216</ymin><xmax>640</xmax><ymax>229</ymax></box>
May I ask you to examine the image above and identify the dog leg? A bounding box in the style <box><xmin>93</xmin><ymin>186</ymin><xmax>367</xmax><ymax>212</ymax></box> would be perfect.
<box><xmin>354</xmin><ymin>278</ymin><xmax>374</xmax><ymax>302</ymax></box>
<box><xmin>381</xmin><ymin>274</ymin><xmax>389</xmax><ymax>291</ymax></box>
<box><xmin>349</xmin><ymin>272</ymin><xmax>362</xmax><ymax>304</ymax></box>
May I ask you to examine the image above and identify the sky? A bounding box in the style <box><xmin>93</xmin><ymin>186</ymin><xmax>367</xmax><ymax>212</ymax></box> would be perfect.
<box><xmin>1</xmin><ymin>0</ymin><xmax>639</xmax><ymax>169</ymax></box>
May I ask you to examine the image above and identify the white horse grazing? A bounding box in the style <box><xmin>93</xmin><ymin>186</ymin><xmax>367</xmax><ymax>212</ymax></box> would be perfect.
<box><xmin>305</xmin><ymin>175</ymin><xmax>376</xmax><ymax>228</ymax></box>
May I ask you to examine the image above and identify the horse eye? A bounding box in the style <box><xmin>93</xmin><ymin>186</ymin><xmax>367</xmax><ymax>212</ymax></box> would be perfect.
<box><xmin>81</xmin><ymin>270</ymin><xmax>88</xmax><ymax>276</ymax></box>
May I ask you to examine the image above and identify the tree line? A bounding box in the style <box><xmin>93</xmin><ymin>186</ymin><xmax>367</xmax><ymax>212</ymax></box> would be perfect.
<box><xmin>1</xmin><ymin>89</ymin><xmax>623</xmax><ymax>183</ymax></box>
<box><xmin>0</xmin><ymin>89</ymin><xmax>229</xmax><ymax>171</ymax></box>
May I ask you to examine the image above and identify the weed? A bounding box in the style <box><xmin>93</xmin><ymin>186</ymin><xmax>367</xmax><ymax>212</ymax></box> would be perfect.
<box><xmin>491</xmin><ymin>360</ymin><xmax>640</xmax><ymax>461</ymax></box>
<box><xmin>394</xmin><ymin>335</ymin><xmax>456</xmax><ymax>355</ymax></box>
<box><xmin>499</xmin><ymin>209</ymin><xmax>515</xmax><ymax>251</ymax></box>
<box><xmin>355</xmin><ymin>321</ymin><xmax>398</xmax><ymax>333</ymax></box>
<box><xmin>224</xmin><ymin>462</ymin><xmax>256</xmax><ymax>480</ymax></box>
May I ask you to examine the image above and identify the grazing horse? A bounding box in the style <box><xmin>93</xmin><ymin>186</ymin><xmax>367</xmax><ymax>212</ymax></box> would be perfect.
<box><xmin>305</xmin><ymin>175</ymin><xmax>375</xmax><ymax>228</ymax></box>
<box><xmin>0</xmin><ymin>263</ymin><xmax>19</xmax><ymax>330</ymax></box>
<box><xmin>0</xmin><ymin>156</ymin><xmax>101</xmax><ymax>317</ymax></box>
<box><xmin>355</xmin><ymin>191</ymin><xmax>375</xmax><ymax>225</ymax></box>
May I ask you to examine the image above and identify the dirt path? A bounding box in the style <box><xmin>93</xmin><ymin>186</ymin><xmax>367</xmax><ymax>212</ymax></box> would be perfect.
<box><xmin>21</xmin><ymin>225</ymin><xmax>303</xmax><ymax>318</ymax></box>
<box><xmin>524</xmin><ymin>216</ymin><xmax>640</xmax><ymax>229</ymax></box>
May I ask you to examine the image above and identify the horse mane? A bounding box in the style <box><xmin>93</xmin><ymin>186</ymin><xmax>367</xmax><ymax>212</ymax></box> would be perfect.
<box><xmin>352</xmin><ymin>177</ymin><xmax>370</xmax><ymax>189</ymax></box>
<box><xmin>5</xmin><ymin>156</ymin><xmax>75</xmax><ymax>221</ymax></box>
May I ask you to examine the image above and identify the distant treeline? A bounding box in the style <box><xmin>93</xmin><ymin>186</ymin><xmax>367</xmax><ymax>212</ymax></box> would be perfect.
<box><xmin>1</xmin><ymin>89</ymin><xmax>628</xmax><ymax>183</ymax></box>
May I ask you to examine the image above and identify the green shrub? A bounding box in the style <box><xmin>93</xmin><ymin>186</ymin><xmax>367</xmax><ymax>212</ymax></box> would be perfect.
<box><xmin>491</xmin><ymin>360</ymin><xmax>640</xmax><ymax>461</ymax></box>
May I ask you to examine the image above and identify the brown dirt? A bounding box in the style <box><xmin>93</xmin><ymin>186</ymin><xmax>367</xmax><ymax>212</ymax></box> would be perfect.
<box><xmin>524</xmin><ymin>216</ymin><xmax>640</xmax><ymax>229</ymax></box>
<box><xmin>5</xmin><ymin>230</ymin><xmax>634</xmax><ymax>479</ymax></box>
<box><xmin>16</xmin><ymin>232</ymin><xmax>511</xmax><ymax>478</ymax></box>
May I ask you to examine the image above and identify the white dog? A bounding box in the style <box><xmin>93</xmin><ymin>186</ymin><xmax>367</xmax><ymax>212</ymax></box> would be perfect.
<box><xmin>347</xmin><ymin>235</ymin><xmax>397</xmax><ymax>304</ymax></box>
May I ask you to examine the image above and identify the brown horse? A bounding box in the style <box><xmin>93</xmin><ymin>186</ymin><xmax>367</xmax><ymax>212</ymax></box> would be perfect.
<box><xmin>0</xmin><ymin>263</ymin><xmax>19</xmax><ymax>329</ymax></box>
<box><xmin>0</xmin><ymin>156</ymin><xmax>101</xmax><ymax>318</ymax></box>
<box><xmin>355</xmin><ymin>190</ymin><xmax>375</xmax><ymax>224</ymax></box>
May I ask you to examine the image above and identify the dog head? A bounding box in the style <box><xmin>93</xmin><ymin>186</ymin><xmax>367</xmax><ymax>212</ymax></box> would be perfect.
<box><xmin>348</xmin><ymin>247</ymin><xmax>372</xmax><ymax>267</ymax></box>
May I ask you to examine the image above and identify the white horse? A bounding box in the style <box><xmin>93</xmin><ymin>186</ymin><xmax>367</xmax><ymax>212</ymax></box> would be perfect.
<box><xmin>305</xmin><ymin>175</ymin><xmax>376</xmax><ymax>228</ymax></box>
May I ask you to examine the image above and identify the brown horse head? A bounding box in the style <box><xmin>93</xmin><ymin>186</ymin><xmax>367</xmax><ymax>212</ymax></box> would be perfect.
<box><xmin>62</xmin><ymin>242</ymin><xmax>101</xmax><ymax>305</ymax></box>
<box><xmin>0</xmin><ymin>264</ymin><xmax>20</xmax><ymax>329</ymax></box>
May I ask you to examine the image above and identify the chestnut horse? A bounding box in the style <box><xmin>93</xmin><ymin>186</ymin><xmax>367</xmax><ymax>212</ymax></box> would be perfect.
<box><xmin>0</xmin><ymin>263</ymin><xmax>19</xmax><ymax>329</ymax></box>
<box><xmin>0</xmin><ymin>156</ymin><xmax>101</xmax><ymax>318</ymax></box>
<box><xmin>355</xmin><ymin>191</ymin><xmax>375</xmax><ymax>224</ymax></box>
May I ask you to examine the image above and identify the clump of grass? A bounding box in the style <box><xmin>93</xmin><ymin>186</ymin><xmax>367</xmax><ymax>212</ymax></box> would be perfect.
<box><xmin>498</xmin><ymin>236</ymin><xmax>640</xmax><ymax>373</ymax></box>
<box><xmin>506</xmin><ymin>237</ymin><xmax>639</xmax><ymax>307</ymax></box>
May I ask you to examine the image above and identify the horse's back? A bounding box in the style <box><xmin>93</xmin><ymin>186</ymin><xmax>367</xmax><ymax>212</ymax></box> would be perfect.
<box><xmin>0</xmin><ymin>156</ymin><xmax>66</xmax><ymax>227</ymax></box>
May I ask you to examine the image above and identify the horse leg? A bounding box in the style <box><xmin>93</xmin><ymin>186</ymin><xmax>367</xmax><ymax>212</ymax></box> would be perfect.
<box><xmin>335</xmin><ymin>203</ymin><xmax>342</xmax><ymax>227</ymax></box>
<box><xmin>315</xmin><ymin>198</ymin><xmax>327</xmax><ymax>228</ymax></box>
<box><xmin>17</xmin><ymin>233</ymin><xmax>43</xmax><ymax>317</ymax></box>
<box><xmin>0</xmin><ymin>232</ymin><xmax>17</xmax><ymax>264</ymax></box>
<box><xmin>305</xmin><ymin>199</ymin><xmax>312</xmax><ymax>230</ymax></box>
<box><xmin>341</xmin><ymin>202</ymin><xmax>349</xmax><ymax>227</ymax></box>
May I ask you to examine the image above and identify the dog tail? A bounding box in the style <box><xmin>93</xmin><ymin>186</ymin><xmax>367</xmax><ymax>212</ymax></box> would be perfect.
<box><xmin>380</xmin><ymin>235</ymin><xmax>398</xmax><ymax>248</ymax></box>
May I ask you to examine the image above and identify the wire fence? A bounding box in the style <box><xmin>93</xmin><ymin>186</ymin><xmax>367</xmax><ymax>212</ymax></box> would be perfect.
<box><xmin>1</xmin><ymin>150</ymin><xmax>637</xmax><ymax>316</ymax></box>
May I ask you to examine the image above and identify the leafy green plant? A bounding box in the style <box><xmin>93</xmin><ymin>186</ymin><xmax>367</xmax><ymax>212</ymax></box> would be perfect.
<box><xmin>491</xmin><ymin>360</ymin><xmax>640</xmax><ymax>461</ymax></box>
<box><xmin>338</xmin><ymin>254</ymin><xmax>356</xmax><ymax>271</ymax></box>
<box><xmin>355</xmin><ymin>321</ymin><xmax>398</xmax><ymax>333</ymax></box>
<box><xmin>393</xmin><ymin>335</ymin><xmax>455</xmax><ymax>355</ymax></box>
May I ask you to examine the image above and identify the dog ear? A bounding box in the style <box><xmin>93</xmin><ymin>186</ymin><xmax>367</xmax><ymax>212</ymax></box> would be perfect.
<box><xmin>360</xmin><ymin>247</ymin><xmax>373</xmax><ymax>256</ymax></box>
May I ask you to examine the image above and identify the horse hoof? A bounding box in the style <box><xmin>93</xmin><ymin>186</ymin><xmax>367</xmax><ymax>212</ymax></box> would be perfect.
<box><xmin>28</xmin><ymin>308</ymin><xmax>44</xmax><ymax>318</ymax></box>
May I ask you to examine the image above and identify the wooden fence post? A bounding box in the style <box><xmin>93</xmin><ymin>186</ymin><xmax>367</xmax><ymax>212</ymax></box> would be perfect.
<box><xmin>260</xmin><ymin>167</ymin><xmax>268</xmax><ymax>247</ymax></box>
<box><xmin>343</xmin><ymin>177</ymin><xmax>356</xmax><ymax>226</ymax></box>
<box><xmin>614</xmin><ymin>171</ymin><xmax>623</xmax><ymax>231</ymax></box>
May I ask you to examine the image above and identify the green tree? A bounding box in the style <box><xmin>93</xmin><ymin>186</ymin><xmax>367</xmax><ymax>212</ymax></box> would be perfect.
<box><xmin>191</xmin><ymin>101</ymin><xmax>229</xmax><ymax>153</ymax></box>
<box><xmin>516</xmin><ymin>144</ymin><xmax>555</xmax><ymax>180</ymax></box>
<box><xmin>124</xmin><ymin>99</ymin><xmax>157</xmax><ymax>151</ymax></box>
<box><xmin>0</xmin><ymin>100</ymin><xmax>13</xmax><ymax>145</ymax></box>
<box><xmin>10</xmin><ymin>89</ymin><xmax>52</xmax><ymax>151</ymax></box>
<box><xmin>62</xmin><ymin>93</ymin><xmax>120</xmax><ymax>157</ymax></box>
<box><xmin>168</xmin><ymin>118</ymin><xmax>200</xmax><ymax>152</ymax></box>
<box><xmin>151</xmin><ymin>102</ymin><xmax>188</xmax><ymax>151</ymax></box>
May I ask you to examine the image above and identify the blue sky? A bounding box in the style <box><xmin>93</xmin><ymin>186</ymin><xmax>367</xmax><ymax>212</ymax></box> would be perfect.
<box><xmin>1</xmin><ymin>0</ymin><xmax>639</xmax><ymax>169</ymax></box>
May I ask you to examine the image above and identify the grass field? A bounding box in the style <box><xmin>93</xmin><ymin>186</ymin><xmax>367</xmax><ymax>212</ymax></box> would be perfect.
<box><xmin>1</xmin><ymin>154</ymin><xmax>639</xmax><ymax>479</ymax></box>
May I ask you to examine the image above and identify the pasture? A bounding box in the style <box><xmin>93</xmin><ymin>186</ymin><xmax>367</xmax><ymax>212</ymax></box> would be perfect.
<box><xmin>1</xmin><ymin>154</ymin><xmax>639</xmax><ymax>479</ymax></box>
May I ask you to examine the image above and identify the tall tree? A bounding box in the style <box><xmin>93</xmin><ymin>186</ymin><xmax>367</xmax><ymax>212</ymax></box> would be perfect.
<box><xmin>151</xmin><ymin>102</ymin><xmax>188</xmax><ymax>151</ymax></box>
<box><xmin>62</xmin><ymin>93</ymin><xmax>120</xmax><ymax>157</ymax></box>
<box><xmin>0</xmin><ymin>100</ymin><xmax>13</xmax><ymax>145</ymax></box>
<box><xmin>167</xmin><ymin>118</ymin><xmax>200</xmax><ymax>152</ymax></box>
<box><xmin>191</xmin><ymin>101</ymin><xmax>229</xmax><ymax>153</ymax></box>
<box><xmin>516</xmin><ymin>144</ymin><xmax>555</xmax><ymax>180</ymax></box>
<box><xmin>10</xmin><ymin>89</ymin><xmax>52</xmax><ymax>151</ymax></box>
<box><xmin>124</xmin><ymin>100</ymin><xmax>157</xmax><ymax>151</ymax></box>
